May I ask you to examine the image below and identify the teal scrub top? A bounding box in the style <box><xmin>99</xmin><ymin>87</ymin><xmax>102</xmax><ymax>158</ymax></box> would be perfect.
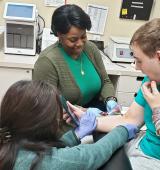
<box><xmin>60</xmin><ymin>47</ymin><xmax>101</xmax><ymax>105</ymax></box>
<box><xmin>135</xmin><ymin>76</ymin><xmax>160</xmax><ymax>159</ymax></box>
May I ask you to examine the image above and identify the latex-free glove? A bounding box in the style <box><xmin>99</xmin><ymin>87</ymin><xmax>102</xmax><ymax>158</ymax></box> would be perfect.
<box><xmin>106</xmin><ymin>100</ymin><xmax>121</xmax><ymax>115</ymax></box>
<box><xmin>75</xmin><ymin>111</ymin><xmax>97</xmax><ymax>139</ymax></box>
<box><xmin>122</xmin><ymin>124</ymin><xmax>138</xmax><ymax>140</ymax></box>
<box><xmin>87</xmin><ymin>107</ymin><xmax>105</xmax><ymax>117</ymax></box>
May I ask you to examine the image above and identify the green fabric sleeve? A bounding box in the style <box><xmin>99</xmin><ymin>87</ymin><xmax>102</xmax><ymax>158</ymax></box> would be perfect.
<box><xmin>55</xmin><ymin>126</ymin><xmax>128</xmax><ymax>170</ymax></box>
<box><xmin>14</xmin><ymin>127</ymin><xmax>128</xmax><ymax>170</ymax></box>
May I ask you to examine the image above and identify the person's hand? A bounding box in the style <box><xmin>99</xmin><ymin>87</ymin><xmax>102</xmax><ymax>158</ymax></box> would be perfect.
<box><xmin>121</xmin><ymin>124</ymin><xmax>138</xmax><ymax>140</ymax></box>
<box><xmin>75</xmin><ymin>111</ymin><xmax>97</xmax><ymax>139</ymax></box>
<box><xmin>63</xmin><ymin>101</ymin><xmax>85</xmax><ymax>125</ymax></box>
<box><xmin>67</xmin><ymin>101</ymin><xmax>84</xmax><ymax>118</ymax></box>
<box><xmin>141</xmin><ymin>81</ymin><xmax>160</xmax><ymax>109</ymax></box>
<box><xmin>106</xmin><ymin>100</ymin><xmax>121</xmax><ymax>115</ymax></box>
<box><xmin>142</xmin><ymin>81</ymin><xmax>160</xmax><ymax>136</ymax></box>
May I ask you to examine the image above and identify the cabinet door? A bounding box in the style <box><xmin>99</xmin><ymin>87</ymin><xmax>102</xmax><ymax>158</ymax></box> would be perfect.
<box><xmin>116</xmin><ymin>92</ymin><xmax>136</xmax><ymax>107</ymax></box>
<box><xmin>117</xmin><ymin>76</ymin><xmax>143</xmax><ymax>93</ymax></box>
<box><xmin>116</xmin><ymin>75</ymin><xmax>143</xmax><ymax>106</ymax></box>
<box><xmin>0</xmin><ymin>67</ymin><xmax>32</xmax><ymax>100</ymax></box>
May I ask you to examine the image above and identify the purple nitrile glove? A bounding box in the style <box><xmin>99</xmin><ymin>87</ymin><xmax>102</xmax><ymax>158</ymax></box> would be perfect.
<box><xmin>75</xmin><ymin>110</ymin><xmax>97</xmax><ymax>139</ymax></box>
<box><xmin>122</xmin><ymin>124</ymin><xmax>138</xmax><ymax>140</ymax></box>
<box><xmin>87</xmin><ymin>107</ymin><xmax>105</xmax><ymax>117</ymax></box>
<box><xmin>106</xmin><ymin>100</ymin><xmax>121</xmax><ymax>115</ymax></box>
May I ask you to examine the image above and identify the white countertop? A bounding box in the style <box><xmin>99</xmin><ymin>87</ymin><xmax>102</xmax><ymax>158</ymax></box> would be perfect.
<box><xmin>0</xmin><ymin>50</ymin><xmax>144</xmax><ymax>77</ymax></box>
<box><xmin>0</xmin><ymin>51</ymin><xmax>38</xmax><ymax>69</ymax></box>
<box><xmin>101</xmin><ymin>52</ymin><xmax>144</xmax><ymax>77</ymax></box>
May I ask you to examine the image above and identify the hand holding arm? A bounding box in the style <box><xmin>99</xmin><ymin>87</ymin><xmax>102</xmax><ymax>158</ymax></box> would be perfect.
<box><xmin>75</xmin><ymin>110</ymin><xmax>97</xmax><ymax>139</ymax></box>
<box><xmin>63</xmin><ymin>102</ymin><xmax>84</xmax><ymax>125</ymax></box>
<box><xmin>65</xmin><ymin>102</ymin><xmax>106</xmax><ymax>122</ymax></box>
<box><xmin>64</xmin><ymin>102</ymin><xmax>98</xmax><ymax>139</ymax></box>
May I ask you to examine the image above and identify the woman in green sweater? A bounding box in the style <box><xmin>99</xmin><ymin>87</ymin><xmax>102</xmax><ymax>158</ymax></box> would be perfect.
<box><xmin>33</xmin><ymin>4</ymin><xmax>118</xmax><ymax>112</ymax></box>
<box><xmin>0</xmin><ymin>80</ymin><xmax>137</xmax><ymax>170</ymax></box>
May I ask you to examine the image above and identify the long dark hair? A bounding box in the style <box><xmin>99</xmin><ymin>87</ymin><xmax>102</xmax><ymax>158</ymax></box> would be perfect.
<box><xmin>0</xmin><ymin>80</ymin><xmax>64</xmax><ymax>170</ymax></box>
<box><xmin>51</xmin><ymin>4</ymin><xmax>91</xmax><ymax>36</ymax></box>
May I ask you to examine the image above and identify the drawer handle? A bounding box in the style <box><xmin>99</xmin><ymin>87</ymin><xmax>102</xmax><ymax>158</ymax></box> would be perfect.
<box><xmin>136</xmin><ymin>76</ymin><xmax>144</xmax><ymax>81</ymax></box>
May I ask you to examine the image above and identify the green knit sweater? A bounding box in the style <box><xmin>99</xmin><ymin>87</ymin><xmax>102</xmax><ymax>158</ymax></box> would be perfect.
<box><xmin>33</xmin><ymin>41</ymin><xmax>115</xmax><ymax>105</ymax></box>
<box><xmin>14</xmin><ymin>126</ymin><xmax>128</xmax><ymax>170</ymax></box>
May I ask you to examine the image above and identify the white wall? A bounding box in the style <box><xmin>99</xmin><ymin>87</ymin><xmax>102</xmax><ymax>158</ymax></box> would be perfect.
<box><xmin>0</xmin><ymin>0</ymin><xmax>159</xmax><ymax>45</ymax></box>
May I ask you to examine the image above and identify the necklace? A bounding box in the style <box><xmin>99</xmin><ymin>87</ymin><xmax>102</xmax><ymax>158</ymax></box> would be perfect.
<box><xmin>80</xmin><ymin>57</ymin><xmax>85</xmax><ymax>76</ymax></box>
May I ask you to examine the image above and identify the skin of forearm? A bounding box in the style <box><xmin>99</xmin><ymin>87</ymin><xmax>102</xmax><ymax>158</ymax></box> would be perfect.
<box><xmin>96</xmin><ymin>114</ymin><xmax>140</xmax><ymax>132</ymax></box>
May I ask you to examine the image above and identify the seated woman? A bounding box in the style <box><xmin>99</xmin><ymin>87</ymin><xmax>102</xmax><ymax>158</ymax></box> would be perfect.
<box><xmin>0</xmin><ymin>80</ymin><xmax>137</xmax><ymax>170</ymax></box>
<box><xmin>33</xmin><ymin>4</ymin><xmax>118</xmax><ymax>112</ymax></box>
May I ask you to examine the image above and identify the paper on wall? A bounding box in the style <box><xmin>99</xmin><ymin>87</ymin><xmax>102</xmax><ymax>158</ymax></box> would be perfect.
<box><xmin>44</xmin><ymin>0</ymin><xmax>65</xmax><ymax>7</ymax></box>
